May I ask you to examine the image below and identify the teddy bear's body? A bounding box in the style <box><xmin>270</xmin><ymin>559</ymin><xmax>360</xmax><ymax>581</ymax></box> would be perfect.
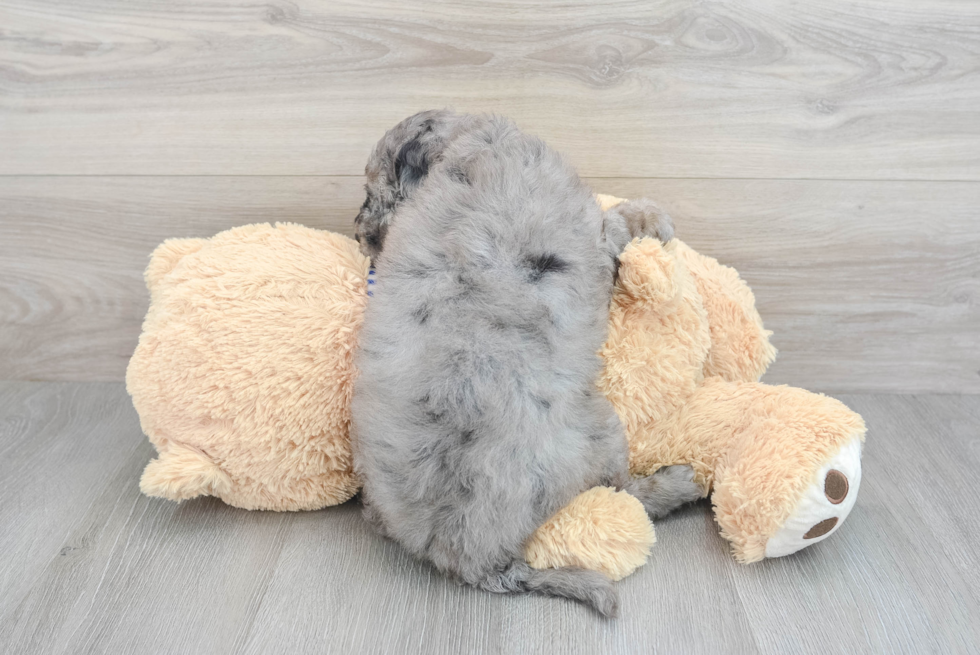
<box><xmin>128</xmin><ymin>199</ymin><xmax>865</xmax><ymax>578</ymax></box>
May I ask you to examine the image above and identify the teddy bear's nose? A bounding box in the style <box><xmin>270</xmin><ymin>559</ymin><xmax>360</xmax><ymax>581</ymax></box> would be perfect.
<box><xmin>804</xmin><ymin>517</ymin><xmax>839</xmax><ymax>539</ymax></box>
<box><xmin>824</xmin><ymin>469</ymin><xmax>849</xmax><ymax>504</ymax></box>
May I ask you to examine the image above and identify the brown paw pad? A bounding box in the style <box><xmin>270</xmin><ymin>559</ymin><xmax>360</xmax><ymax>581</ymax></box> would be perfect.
<box><xmin>803</xmin><ymin>517</ymin><xmax>838</xmax><ymax>540</ymax></box>
<box><xmin>824</xmin><ymin>469</ymin><xmax>849</xmax><ymax>504</ymax></box>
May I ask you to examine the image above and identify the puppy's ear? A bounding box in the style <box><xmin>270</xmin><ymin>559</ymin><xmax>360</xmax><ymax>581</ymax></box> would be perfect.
<box><xmin>395</xmin><ymin>138</ymin><xmax>430</xmax><ymax>193</ymax></box>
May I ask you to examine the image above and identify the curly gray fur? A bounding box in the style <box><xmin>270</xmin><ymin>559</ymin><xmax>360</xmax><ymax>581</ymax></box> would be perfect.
<box><xmin>354</xmin><ymin>109</ymin><xmax>463</xmax><ymax>262</ymax></box>
<box><xmin>350</xmin><ymin>111</ymin><xmax>699</xmax><ymax>618</ymax></box>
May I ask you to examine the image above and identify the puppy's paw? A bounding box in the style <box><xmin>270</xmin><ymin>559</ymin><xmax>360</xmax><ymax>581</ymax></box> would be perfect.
<box><xmin>589</xmin><ymin>581</ymin><xmax>620</xmax><ymax>619</ymax></box>
<box><xmin>655</xmin><ymin>464</ymin><xmax>702</xmax><ymax>503</ymax></box>
<box><xmin>614</xmin><ymin>198</ymin><xmax>674</xmax><ymax>243</ymax></box>
<box><xmin>626</xmin><ymin>464</ymin><xmax>703</xmax><ymax>519</ymax></box>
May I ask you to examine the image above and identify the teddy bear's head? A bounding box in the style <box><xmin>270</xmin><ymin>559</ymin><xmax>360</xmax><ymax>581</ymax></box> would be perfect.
<box><xmin>128</xmin><ymin>223</ymin><xmax>370</xmax><ymax>511</ymax></box>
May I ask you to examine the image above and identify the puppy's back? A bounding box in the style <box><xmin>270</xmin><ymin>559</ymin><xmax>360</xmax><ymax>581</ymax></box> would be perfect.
<box><xmin>352</xmin><ymin>115</ymin><xmax>621</xmax><ymax>594</ymax></box>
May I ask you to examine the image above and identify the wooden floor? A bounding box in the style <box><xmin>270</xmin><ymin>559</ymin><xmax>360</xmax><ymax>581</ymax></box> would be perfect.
<box><xmin>3</xmin><ymin>0</ymin><xmax>980</xmax><ymax>652</ymax></box>
<box><xmin>0</xmin><ymin>382</ymin><xmax>977</xmax><ymax>654</ymax></box>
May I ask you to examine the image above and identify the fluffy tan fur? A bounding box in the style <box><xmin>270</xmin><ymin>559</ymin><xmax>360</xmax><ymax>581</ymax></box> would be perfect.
<box><xmin>128</xmin><ymin>223</ymin><xmax>368</xmax><ymax>511</ymax></box>
<box><xmin>524</xmin><ymin>486</ymin><xmax>655</xmax><ymax>581</ymax></box>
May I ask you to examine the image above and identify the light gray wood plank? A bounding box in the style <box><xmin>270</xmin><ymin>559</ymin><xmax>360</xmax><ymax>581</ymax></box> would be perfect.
<box><xmin>2</xmin><ymin>0</ymin><xmax>979</xmax><ymax>178</ymax></box>
<box><xmin>0</xmin><ymin>382</ymin><xmax>293</xmax><ymax>655</ymax></box>
<box><xmin>2</xmin><ymin>176</ymin><xmax>977</xmax><ymax>393</ymax></box>
<box><xmin>2</xmin><ymin>383</ymin><xmax>979</xmax><ymax>653</ymax></box>
<box><xmin>236</xmin><ymin>500</ymin><xmax>760</xmax><ymax>655</ymax></box>
<box><xmin>0</xmin><ymin>382</ymin><xmax>147</xmax><ymax>618</ymax></box>
<box><xmin>852</xmin><ymin>395</ymin><xmax>980</xmax><ymax>593</ymax></box>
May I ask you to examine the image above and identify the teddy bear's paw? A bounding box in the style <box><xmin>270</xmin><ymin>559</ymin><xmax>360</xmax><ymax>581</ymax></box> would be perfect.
<box><xmin>613</xmin><ymin>198</ymin><xmax>675</xmax><ymax>244</ymax></box>
<box><xmin>626</xmin><ymin>465</ymin><xmax>703</xmax><ymax>519</ymax></box>
<box><xmin>524</xmin><ymin>487</ymin><xmax>655</xmax><ymax>582</ymax></box>
<box><xmin>764</xmin><ymin>434</ymin><xmax>863</xmax><ymax>558</ymax></box>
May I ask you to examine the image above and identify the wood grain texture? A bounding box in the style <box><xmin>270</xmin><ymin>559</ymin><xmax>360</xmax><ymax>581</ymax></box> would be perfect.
<box><xmin>1</xmin><ymin>382</ymin><xmax>978</xmax><ymax>654</ymax></box>
<box><xmin>2</xmin><ymin>0</ymin><xmax>979</xmax><ymax>178</ymax></box>
<box><xmin>2</xmin><ymin>176</ymin><xmax>977</xmax><ymax>392</ymax></box>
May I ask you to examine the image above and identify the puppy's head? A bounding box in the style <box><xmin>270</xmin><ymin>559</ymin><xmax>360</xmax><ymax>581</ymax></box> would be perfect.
<box><xmin>355</xmin><ymin>109</ymin><xmax>459</xmax><ymax>261</ymax></box>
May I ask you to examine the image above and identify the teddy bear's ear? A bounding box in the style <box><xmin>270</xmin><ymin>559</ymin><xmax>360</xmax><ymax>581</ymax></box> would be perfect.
<box><xmin>674</xmin><ymin>241</ymin><xmax>777</xmax><ymax>382</ymax></box>
<box><xmin>144</xmin><ymin>238</ymin><xmax>206</xmax><ymax>292</ymax></box>
<box><xmin>140</xmin><ymin>442</ymin><xmax>232</xmax><ymax>502</ymax></box>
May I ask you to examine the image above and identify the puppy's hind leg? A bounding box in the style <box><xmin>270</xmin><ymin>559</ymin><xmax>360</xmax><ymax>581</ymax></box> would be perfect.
<box><xmin>622</xmin><ymin>465</ymin><xmax>703</xmax><ymax>519</ymax></box>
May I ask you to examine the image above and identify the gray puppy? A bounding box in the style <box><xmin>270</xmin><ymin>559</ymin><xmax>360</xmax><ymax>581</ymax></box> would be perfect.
<box><xmin>351</xmin><ymin>111</ymin><xmax>700</xmax><ymax>618</ymax></box>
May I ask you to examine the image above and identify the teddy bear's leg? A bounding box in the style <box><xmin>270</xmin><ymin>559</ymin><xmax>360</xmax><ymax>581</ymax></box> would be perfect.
<box><xmin>139</xmin><ymin>441</ymin><xmax>232</xmax><ymax>502</ymax></box>
<box><xmin>524</xmin><ymin>486</ymin><xmax>656</xmax><ymax>581</ymax></box>
<box><xmin>702</xmin><ymin>379</ymin><xmax>867</xmax><ymax>563</ymax></box>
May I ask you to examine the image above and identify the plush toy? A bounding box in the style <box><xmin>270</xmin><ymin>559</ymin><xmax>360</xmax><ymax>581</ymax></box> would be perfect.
<box><xmin>128</xmin><ymin>198</ymin><xmax>865</xmax><ymax>579</ymax></box>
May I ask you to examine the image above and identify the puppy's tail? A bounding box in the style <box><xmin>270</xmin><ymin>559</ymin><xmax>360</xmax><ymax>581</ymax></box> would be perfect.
<box><xmin>479</xmin><ymin>560</ymin><xmax>618</xmax><ymax>618</ymax></box>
